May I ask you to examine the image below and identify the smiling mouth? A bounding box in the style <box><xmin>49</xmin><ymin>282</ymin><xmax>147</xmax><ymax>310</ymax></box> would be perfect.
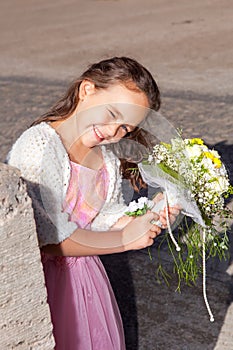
<box><xmin>93</xmin><ymin>125</ymin><xmax>104</xmax><ymax>141</ymax></box>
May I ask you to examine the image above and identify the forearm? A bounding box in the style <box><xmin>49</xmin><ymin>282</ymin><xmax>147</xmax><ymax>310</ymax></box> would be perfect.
<box><xmin>40</xmin><ymin>212</ymin><xmax>163</xmax><ymax>257</ymax></box>
<box><xmin>41</xmin><ymin>227</ymin><xmax>126</xmax><ymax>257</ymax></box>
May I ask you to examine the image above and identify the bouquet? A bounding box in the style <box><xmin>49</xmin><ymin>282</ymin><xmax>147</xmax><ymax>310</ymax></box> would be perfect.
<box><xmin>125</xmin><ymin>197</ymin><xmax>155</xmax><ymax>217</ymax></box>
<box><xmin>126</xmin><ymin>136</ymin><xmax>233</xmax><ymax>321</ymax></box>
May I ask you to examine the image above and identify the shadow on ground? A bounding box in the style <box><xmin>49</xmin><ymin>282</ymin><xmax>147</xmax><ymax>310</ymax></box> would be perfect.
<box><xmin>1</xmin><ymin>76</ymin><xmax>233</xmax><ymax>350</ymax></box>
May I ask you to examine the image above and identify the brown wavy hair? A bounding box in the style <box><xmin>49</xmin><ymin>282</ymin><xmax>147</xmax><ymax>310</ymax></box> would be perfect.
<box><xmin>32</xmin><ymin>56</ymin><xmax>161</xmax><ymax>191</ymax></box>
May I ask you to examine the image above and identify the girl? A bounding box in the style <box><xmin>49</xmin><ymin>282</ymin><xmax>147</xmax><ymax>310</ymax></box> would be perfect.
<box><xmin>6</xmin><ymin>57</ymin><xmax>179</xmax><ymax>349</ymax></box>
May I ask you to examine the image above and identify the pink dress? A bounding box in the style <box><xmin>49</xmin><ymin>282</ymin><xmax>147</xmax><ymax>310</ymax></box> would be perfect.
<box><xmin>41</xmin><ymin>161</ymin><xmax>126</xmax><ymax>350</ymax></box>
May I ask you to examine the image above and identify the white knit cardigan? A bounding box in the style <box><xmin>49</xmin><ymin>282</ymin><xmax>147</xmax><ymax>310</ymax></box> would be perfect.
<box><xmin>6</xmin><ymin>122</ymin><xmax>127</xmax><ymax>247</ymax></box>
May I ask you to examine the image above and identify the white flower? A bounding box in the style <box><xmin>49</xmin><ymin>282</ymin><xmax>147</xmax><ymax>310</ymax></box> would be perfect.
<box><xmin>218</xmin><ymin>176</ymin><xmax>229</xmax><ymax>192</ymax></box>
<box><xmin>137</xmin><ymin>202</ymin><xmax>146</xmax><ymax>209</ymax></box>
<box><xmin>127</xmin><ymin>200</ymin><xmax>138</xmax><ymax>212</ymax></box>
<box><xmin>171</xmin><ymin>138</ymin><xmax>184</xmax><ymax>151</ymax></box>
<box><xmin>201</xmin><ymin>157</ymin><xmax>214</xmax><ymax>169</ymax></box>
<box><xmin>127</xmin><ymin>197</ymin><xmax>152</xmax><ymax>213</ymax></box>
<box><xmin>211</xmin><ymin>150</ymin><xmax>220</xmax><ymax>158</ymax></box>
<box><xmin>208</xmin><ymin>177</ymin><xmax>229</xmax><ymax>193</ymax></box>
<box><xmin>138</xmin><ymin>197</ymin><xmax>148</xmax><ymax>205</ymax></box>
<box><xmin>184</xmin><ymin>144</ymin><xmax>204</xmax><ymax>159</ymax></box>
<box><xmin>220</xmin><ymin>242</ymin><xmax>228</xmax><ymax>250</ymax></box>
<box><xmin>219</xmin><ymin>164</ymin><xmax>227</xmax><ymax>176</ymax></box>
<box><xmin>137</xmin><ymin>197</ymin><xmax>151</xmax><ymax>209</ymax></box>
<box><xmin>148</xmin><ymin>155</ymin><xmax>153</xmax><ymax>163</ymax></box>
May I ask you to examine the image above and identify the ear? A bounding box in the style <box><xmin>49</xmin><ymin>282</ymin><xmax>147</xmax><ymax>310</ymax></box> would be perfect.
<box><xmin>78</xmin><ymin>80</ymin><xmax>96</xmax><ymax>100</ymax></box>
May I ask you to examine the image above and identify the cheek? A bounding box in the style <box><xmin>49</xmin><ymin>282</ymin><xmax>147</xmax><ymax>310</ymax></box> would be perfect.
<box><xmin>87</xmin><ymin>108</ymin><xmax>112</xmax><ymax>126</ymax></box>
<box><xmin>116</xmin><ymin>128</ymin><xmax>127</xmax><ymax>139</ymax></box>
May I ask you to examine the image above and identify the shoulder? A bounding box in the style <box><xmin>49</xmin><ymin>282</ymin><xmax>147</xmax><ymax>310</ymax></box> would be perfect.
<box><xmin>7</xmin><ymin>122</ymin><xmax>67</xmax><ymax>162</ymax></box>
<box><xmin>6</xmin><ymin>122</ymin><xmax>70</xmax><ymax>185</ymax></box>
<box><xmin>7</xmin><ymin>122</ymin><xmax>63</xmax><ymax>158</ymax></box>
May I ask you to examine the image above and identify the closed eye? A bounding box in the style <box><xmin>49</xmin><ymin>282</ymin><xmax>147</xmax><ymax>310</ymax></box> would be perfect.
<box><xmin>108</xmin><ymin>108</ymin><xmax>128</xmax><ymax>134</ymax></box>
<box><xmin>108</xmin><ymin>109</ymin><xmax>116</xmax><ymax>119</ymax></box>
<box><xmin>121</xmin><ymin>124</ymin><xmax>128</xmax><ymax>133</ymax></box>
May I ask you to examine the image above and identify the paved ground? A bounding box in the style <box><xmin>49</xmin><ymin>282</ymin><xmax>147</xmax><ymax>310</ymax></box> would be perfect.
<box><xmin>1</xmin><ymin>0</ymin><xmax>233</xmax><ymax>349</ymax></box>
<box><xmin>1</xmin><ymin>76</ymin><xmax>233</xmax><ymax>350</ymax></box>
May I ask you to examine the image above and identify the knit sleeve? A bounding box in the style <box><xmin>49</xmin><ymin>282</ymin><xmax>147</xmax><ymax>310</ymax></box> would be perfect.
<box><xmin>6</xmin><ymin>123</ymin><xmax>77</xmax><ymax>247</ymax></box>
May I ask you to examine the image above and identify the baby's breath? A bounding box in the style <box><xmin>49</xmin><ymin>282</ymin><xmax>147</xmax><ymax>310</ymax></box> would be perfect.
<box><xmin>146</xmin><ymin>137</ymin><xmax>233</xmax><ymax>288</ymax></box>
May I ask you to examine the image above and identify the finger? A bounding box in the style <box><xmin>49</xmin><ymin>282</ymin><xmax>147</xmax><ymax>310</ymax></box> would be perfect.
<box><xmin>159</xmin><ymin>207</ymin><xmax>180</xmax><ymax>217</ymax></box>
<box><xmin>172</xmin><ymin>204</ymin><xmax>182</xmax><ymax>210</ymax></box>
<box><xmin>147</xmin><ymin>212</ymin><xmax>160</xmax><ymax>225</ymax></box>
<box><xmin>160</xmin><ymin>211</ymin><xmax>177</xmax><ymax>222</ymax></box>
<box><xmin>153</xmin><ymin>192</ymin><xmax>164</xmax><ymax>204</ymax></box>
<box><xmin>169</xmin><ymin>214</ymin><xmax>177</xmax><ymax>224</ymax></box>
<box><xmin>157</xmin><ymin>215</ymin><xmax>167</xmax><ymax>226</ymax></box>
<box><xmin>149</xmin><ymin>231</ymin><xmax>156</xmax><ymax>239</ymax></box>
<box><xmin>147</xmin><ymin>210</ymin><xmax>159</xmax><ymax>219</ymax></box>
<box><xmin>149</xmin><ymin>226</ymin><xmax>160</xmax><ymax>233</ymax></box>
<box><xmin>156</xmin><ymin>227</ymin><xmax>162</xmax><ymax>235</ymax></box>
<box><xmin>150</xmin><ymin>227</ymin><xmax>161</xmax><ymax>236</ymax></box>
<box><xmin>148</xmin><ymin>238</ymin><xmax>154</xmax><ymax>247</ymax></box>
<box><xmin>168</xmin><ymin>207</ymin><xmax>180</xmax><ymax>215</ymax></box>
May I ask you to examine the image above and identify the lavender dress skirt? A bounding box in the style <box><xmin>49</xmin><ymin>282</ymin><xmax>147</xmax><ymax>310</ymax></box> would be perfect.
<box><xmin>41</xmin><ymin>162</ymin><xmax>126</xmax><ymax>350</ymax></box>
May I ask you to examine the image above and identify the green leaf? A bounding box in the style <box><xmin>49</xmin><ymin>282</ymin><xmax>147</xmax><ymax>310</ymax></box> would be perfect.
<box><xmin>160</xmin><ymin>142</ymin><xmax>172</xmax><ymax>150</ymax></box>
<box><xmin>158</xmin><ymin>163</ymin><xmax>184</xmax><ymax>182</ymax></box>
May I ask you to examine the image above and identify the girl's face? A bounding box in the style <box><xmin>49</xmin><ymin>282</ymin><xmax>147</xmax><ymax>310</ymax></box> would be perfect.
<box><xmin>71</xmin><ymin>81</ymin><xmax>150</xmax><ymax>148</ymax></box>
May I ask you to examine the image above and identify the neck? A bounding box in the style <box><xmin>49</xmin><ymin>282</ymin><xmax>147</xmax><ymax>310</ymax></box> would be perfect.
<box><xmin>69</xmin><ymin>142</ymin><xmax>104</xmax><ymax>170</ymax></box>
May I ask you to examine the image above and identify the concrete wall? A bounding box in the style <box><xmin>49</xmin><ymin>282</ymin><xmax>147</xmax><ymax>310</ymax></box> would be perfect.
<box><xmin>0</xmin><ymin>163</ymin><xmax>55</xmax><ymax>349</ymax></box>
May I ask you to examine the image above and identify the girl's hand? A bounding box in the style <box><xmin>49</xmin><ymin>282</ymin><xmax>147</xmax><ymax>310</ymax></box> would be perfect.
<box><xmin>152</xmin><ymin>192</ymin><xmax>181</xmax><ymax>229</ymax></box>
<box><xmin>111</xmin><ymin>215</ymin><xmax>134</xmax><ymax>230</ymax></box>
<box><xmin>122</xmin><ymin>211</ymin><xmax>162</xmax><ymax>251</ymax></box>
<box><xmin>158</xmin><ymin>205</ymin><xmax>180</xmax><ymax>228</ymax></box>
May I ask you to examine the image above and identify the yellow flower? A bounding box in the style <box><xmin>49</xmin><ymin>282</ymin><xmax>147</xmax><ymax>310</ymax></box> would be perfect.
<box><xmin>190</xmin><ymin>138</ymin><xmax>204</xmax><ymax>145</ymax></box>
<box><xmin>213</xmin><ymin>157</ymin><xmax>222</xmax><ymax>168</ymax></box>
<box><xmin>203</xmin><ymin>151</ymin><xmax>214</xmax><ymax>161</ymax></box>
<box><xmin>203</xmin><ymin>152</ymin><xmax>222</xmax><ymax>168</ymax></box>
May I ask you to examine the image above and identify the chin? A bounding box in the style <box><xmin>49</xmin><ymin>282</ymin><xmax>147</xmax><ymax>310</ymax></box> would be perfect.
<box><xmin>103</xmin><ymin>139</ymin><xmax>120</xmax><ymax>145</ymax></box>
<box><xmin>82</xmin><ymin>138</ymin><xmax>102</xmax><ymax>147</ymax></box>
